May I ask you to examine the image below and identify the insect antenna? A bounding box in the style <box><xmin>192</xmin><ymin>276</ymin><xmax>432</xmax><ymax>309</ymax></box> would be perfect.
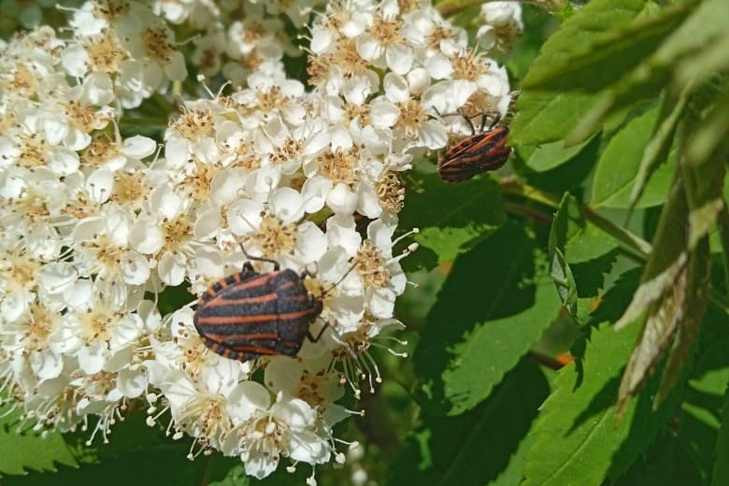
<box><xmin>237</xmin><ymin>241</ymin><xmax>280</xmax><ymax>271</ymax></box>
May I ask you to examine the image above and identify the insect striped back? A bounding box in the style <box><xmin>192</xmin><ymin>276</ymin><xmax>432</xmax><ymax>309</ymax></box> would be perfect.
<box><xmin>438</xmin><ymin>125</ymin><xmax>511</xmax><ymax>183</ymax></box>
<box><xmin>193</xmin><ymin>264</ymin><xmax>323</xmax><ymax>363</ymax></box>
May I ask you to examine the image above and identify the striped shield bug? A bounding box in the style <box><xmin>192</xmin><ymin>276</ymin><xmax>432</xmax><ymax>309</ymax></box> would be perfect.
<box><xmin>437</xmin><ymin>111</ymin><xmax>512</xmax><ymax>183</ymax></box>
<box><xmin>193</xmin><ymin>248</ymin><xmax>333</xmax><ymax>363</ymax></box>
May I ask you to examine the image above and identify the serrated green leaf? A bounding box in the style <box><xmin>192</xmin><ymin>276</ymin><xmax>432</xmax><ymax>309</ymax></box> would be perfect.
<box><xmin>414</xmin><ymin>221</ymin><xmax>561</xmax><ymax>416</ymax></box>
<box><xmin>6</xmin><ymin>439</ymin><xmax>205</xmax><ymax>486</ymax></box>
<box><xmin>614</xmin><ymin>416</ymin><xmax>711</xmax><ymax>486</ymax></box>
<box><xmin>0</xmin><ymin>405</ymin><xmax>78</xmax><ymax>477</ymax></box>
<box><xmin>522</xmin><ymin>0</ymin><xmax>696</xmax><ymax>92</ymax></box>
<box><xmin>388</xmin><ymin>360</ymin><xmax>550</xmax><ymax>486</ymax></box>
<box><xmin>523</xmin><ymin>269</ymin><xmax>684</xmax><ymax>486</ymax></box>
<box><xmin>522</xmin><ymin>323</ymin><xmax>642</xmax><ymax>486</ymax></box>
<box><xmin>591</xmin><ymin>105</ymin><xmax>677</xmax><ymax>209</ymax></box>
<box><xmin>399</xmin><ymin>173</ymin><xmax>505</xmax><ymax>271</ymax></box>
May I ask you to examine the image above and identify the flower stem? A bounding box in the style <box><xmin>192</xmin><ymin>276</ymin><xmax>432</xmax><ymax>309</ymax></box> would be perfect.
<box><xmin>499</xmin><ymin>177</ymin><xmax>652</xmax><ymax>260</ymax></box>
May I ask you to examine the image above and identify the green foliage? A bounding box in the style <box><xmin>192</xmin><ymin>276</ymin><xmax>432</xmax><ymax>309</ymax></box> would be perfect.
<box><xmin>510</xmin><ymin>0</ymin><xmax>651</xmax><ymax>146</ymax></box>
<box><xmin>713</xmin><ymin>385</ymin><xmax>729</xmax><ymax>486</ymax></box>
<box><xmin>524</xmin><ymin>136</ymin><xmax>594</xmax><ymax>173</ymax></box>
<box><xmin>400</xmin><ymin>172</ymin><xmax>505</xmax><ymax>271</ymax></box>
<box><xmin>590</xmin><ymin>104</ymin><xmax>677</xmax><ymax>209</ymax></box>
<box><xmin>8</xmin><ymin>1</ymin><xmax>729</xmax><ymax>485</ymax></box>
<box><xmin>388</xmin><ymin>360</ymin><xmax>550</xmax><ymax>486</ymax></box>
<box><xmin>521</xmin><ymin>270</ymin><xmax>684</xmax><ymax>486</ymax></box>
<box><xmin>414</xmin><ymin>221</ymin><xmax>561</xmax><ymax>416</ymax></box>
<box><xmin>0</xmin><ymin>408</ymin><xmax>78</xmax><ymax>476</ymax></box>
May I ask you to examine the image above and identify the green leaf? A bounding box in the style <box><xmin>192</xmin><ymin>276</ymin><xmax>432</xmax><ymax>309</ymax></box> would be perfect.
<box><xmin>628</xmin><ymin>87</ymin><xmax>688</xmax><ymax>211</ymax></box>
<box><xmin>570</xmin><ymin>0</ymin><xmax>729</xmax><ymax>141</ymax></box>
<box><xmin>615</xmin><ymin>180</ymin><xmax>690</xmax><ymax>405</ymax></box>
<box><xmin>549</xmin><ymin>194</ymin><xmax>620</xmax><ymax>318</ymax></box>
<box><xmin>677</xmin><ymin>30</ymin><xmax>729</xmax><ymax>88</ymax></box>
<box><xmin>549</xmin><ymin>194</ymin><xmax>580</xmax><ymax>315</ymax></box>
<box><xmin>712</xmin><ymin>383</ymin><xmax>729</xmax><ymax>486</ymax></box>
<box><xmin>510</xmin><ymin>0</ymin><xmax>651</xmax><ymax>146</ymax></box>
<box><xmin>520</xmin><ymin>0</ymin><xmax>648</xmax><ymax>89</ymax></box>
<box><xmin>522</xmin><ymin>0</ymin><xmax>698</xmax><ymax>92</ymax></box>
<box><xmin>511</xmin><ymin>91</ymin><xmax>599</xmax><ymax>147</ymax></box>
<box><xmin>686</xmin><ymin>86</ymin><xmax>729</xmax><ymax>183</ymax></box>
<box><xmin>591</xmin><ymin>105</ymin><xmax>677</xmax><ymax>209</ymax></box>
<box><xmin>4</xmin><ymin>413</ymin><xmax>212</xmax><ymax>485</ymax></box>
<box><xmin>399</xmin><ymin>172</ymin><xmax>505</xmax><ymax>271</ymax></box>
<box><xmin>522</xmin><ymin>324</ymin><xmax>640</xmax><ymax>486</ymax></box>
<box><xmin>414</xmin><ymin>221</ymin><xmax>561</xmax><ymax>415</ymax></box>
<box><xmin>550</xmin><ymin>193</ymin><xmax>619</xmax><ymax>263</ymax></box>
<box><xmin>0</xmin><ymin>405</ymin><xmax>78</xmax><ymax>476</ymax></box>
<box><xmin>205</xmin><ymin>457</ymin><xmax>252</xmax><ymax>486</ymax></box>
<box><xmin>614</xmin><ymin>417</ymin><xmax>712</xmax><ymax>485</ymax></box>
<box><xmin>523</xmin><ymin>270</ymin><xmax>684</xmax><ymax>486</ymax></box>
<box><xmin>388</xmin><ymin>360</ymin><xmax>550</xmax><ymax>486</ymax></box>
<box><xmin>524</xmin><ymin>136</ymin><xmax>595</xmax><ymax>172</ymax></box>
<box><xmin>610</xmin><ymin>310</ymin><xmax>729</xmax><ymax>485</ymax></box>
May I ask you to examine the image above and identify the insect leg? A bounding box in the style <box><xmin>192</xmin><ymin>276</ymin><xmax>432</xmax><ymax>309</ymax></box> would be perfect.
<box><xmin>238</xmin><ymin>242</ymin><xmax>280</xmax><ymax>271</ymax></box>
<box><xmin>307</xmin><ymin>322</ymin><xmax>330</xmax><ymax>343</ymax></box>
<box><xmin>457</xmin><ymin>108</ymin><xmax>476</xmax><ymax>135</ymax></box>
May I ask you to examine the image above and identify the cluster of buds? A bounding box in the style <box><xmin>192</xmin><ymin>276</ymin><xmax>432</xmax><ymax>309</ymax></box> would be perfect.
<box><xmin>0</xmin><ymin>0</ymin><xmax>519</xmax><ymax>481</ymax></box>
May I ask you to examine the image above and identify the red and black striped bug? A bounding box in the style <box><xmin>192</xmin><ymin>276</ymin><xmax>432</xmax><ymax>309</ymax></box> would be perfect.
<box><xmin>437</xmin><ymin>112</ymin><xmax>511</xmax><ymax>183</ymax></box>
<box><xmin>193</xmin><ymin>249</ymin><xmax>330</xmax><ymax>363</ymax></box>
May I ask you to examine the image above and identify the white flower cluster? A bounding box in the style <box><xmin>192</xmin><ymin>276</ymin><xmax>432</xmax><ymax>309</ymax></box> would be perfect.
<box><xmin>0</xmin><ymin>0</ymin><xmax>513</xmax><ymax>482</ymax></box>
<box><xmin>477</xmin><ymin>1</ymin><xmax>524</xmax><ymax>54</ymax></box>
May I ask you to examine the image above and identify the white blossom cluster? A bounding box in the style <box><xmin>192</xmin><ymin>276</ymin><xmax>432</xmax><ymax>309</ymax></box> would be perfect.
<box><xmin>477</xmin><ymin>1</ymin><xmax>524</xmax><ymax>53</ymax></box>
<box><xmin>0</xmin><ymin>0</ymin><xmax>517</xmax><ymax>482</ymax></box>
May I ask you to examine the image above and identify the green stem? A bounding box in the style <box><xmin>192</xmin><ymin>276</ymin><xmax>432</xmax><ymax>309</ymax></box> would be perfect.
<box><xmin>716</xmin><ymin>203</ymin><xmax>729</xmax><ymax>296</ymax></box>
<box><xmin>499</xmin><ymin>177</ymin><xmax>652</xmax><ymax>260</ymax></box>
<box><xmin>118</xmin><ymin>116</ymin><xmax>168</xmax><ymax>136</ymax></box>
<box><xmin>503</xmin><ymin>201</ymin><xmax>552</xmax><ymax>224</ymax></box>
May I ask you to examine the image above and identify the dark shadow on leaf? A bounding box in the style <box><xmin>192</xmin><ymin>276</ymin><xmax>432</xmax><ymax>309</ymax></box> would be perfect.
<box><xmin>512</xmin><ymin>134</ymin><xmax>601</xmax><ymax>195</ymax></box>
<box><xmin>571</xmin><ymin>268</ymin><xmax>641</xmax><ymax>389</ymax></box>
<box><xmin>401</xmin><ymin>245</ymin><xmax>439</xmax><ymax>273</ymax></box>
<box><xmin>387</xmin><ymin>360</ymin><xmax>549</xmax><ymax>486</ymax></box>
<box><xmin>413</xmin><ymin>221</ymin><xmax>540</xmax><ymax>415</ymax></box>
<box><xmin>572</xmin><ymin>249</ymin><xmax>619</xmax><ymax>298</ymax></box>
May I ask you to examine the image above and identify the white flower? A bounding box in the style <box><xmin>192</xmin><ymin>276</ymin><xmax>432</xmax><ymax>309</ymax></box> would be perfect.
<box><xmin>117</xmin><ymin>3</ymin><xmax>188</xmax><ymax>83</ymax></box>
<box><xmin>227</xmin><ymin>187</ymin><xmax>326</xmax><ymax>269</ymax></box>
<box><xmin>64</xmin><ymin>296</ymin><xmax>144</xmax><ymax>374</ymax></box>
<box><xmin>477</xmin><ymin>2</ymin><xmax>524</xmax><ymax>53</ymax></box>
<box><xmin>223</xmin><ymin>382</ymin><xmax>331</xmax><ymax>479</ymax></box>
<box><xmin>380</xmin><ymin>73</ymin><xmax>448</xmax><ymax>151</ymax></box>
<box><xmin>356</xmin><ymin>1</ymin><xmax>413</xmax><ymax>75</ymax></box>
